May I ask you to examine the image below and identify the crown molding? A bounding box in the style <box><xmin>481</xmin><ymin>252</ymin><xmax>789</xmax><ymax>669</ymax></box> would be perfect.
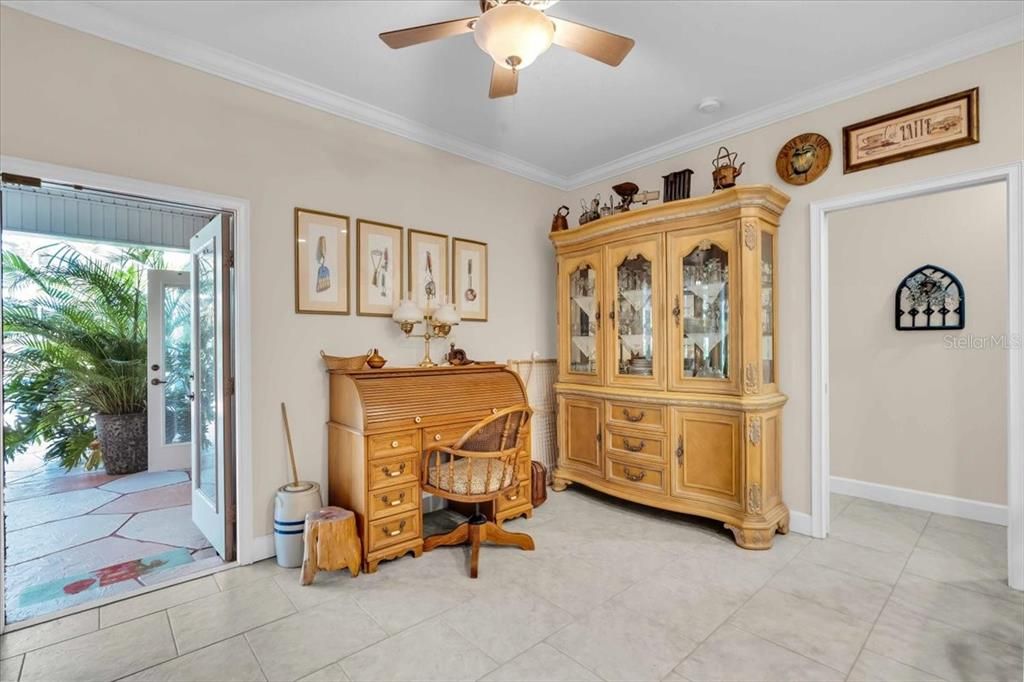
<box><xmin>1</xmin><ymin>0</ymin><xmax>570</xmax><ymax>189</ymax></box>
<box><xmin>5</xmin><ymin>1</ymin><xmax>1021</xmax><ymax>192</ymax></box>
<box><xmin>563</xmin><ymin>18</ymin><xmax>1023</xmax><ymax>189</ymax></box>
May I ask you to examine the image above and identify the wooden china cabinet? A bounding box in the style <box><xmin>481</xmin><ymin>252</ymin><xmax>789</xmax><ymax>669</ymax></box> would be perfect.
<box><xmin>551</xmin><ymin>185</ymin><xmax>790</xmax><ymax>549</ymax></box>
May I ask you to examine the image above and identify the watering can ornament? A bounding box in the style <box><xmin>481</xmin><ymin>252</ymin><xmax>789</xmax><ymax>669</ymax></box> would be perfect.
<box><xmin>712</xmin><ymin>146</ymin><xmax>745</xmax><ymax>191</ymax></box>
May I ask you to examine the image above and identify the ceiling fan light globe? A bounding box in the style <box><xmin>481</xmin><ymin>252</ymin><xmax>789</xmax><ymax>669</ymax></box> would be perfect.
<box><xmin>473</xmin><ymin>3</ymin><xmax>554</xmax><ymax>70</ymax></box>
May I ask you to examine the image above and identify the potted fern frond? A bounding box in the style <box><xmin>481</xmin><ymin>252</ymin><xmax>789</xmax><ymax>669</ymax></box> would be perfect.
<box><xmin>3</xmin><ymin>244</ymin><xmax>161</xmax><ymax>474</ymax></box>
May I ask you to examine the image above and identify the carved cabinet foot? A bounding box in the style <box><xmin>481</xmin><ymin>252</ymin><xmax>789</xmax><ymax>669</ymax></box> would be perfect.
<box><xmin>551</xmin><ymin>476</ymin><xmax>571</xmax><ymax>492</ymax></box>
<box><xmin>725</xmin><ymin>523</ymin><xmax>778</xmax><ymax>550</ymax></box>
<box><xmin>777</xmin><ymin>514</ymin><xmax>790</xmax><ymax>535</ymax></box>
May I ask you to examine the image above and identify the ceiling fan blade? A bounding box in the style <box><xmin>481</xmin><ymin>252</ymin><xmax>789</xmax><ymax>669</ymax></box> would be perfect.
<box><xmin>548</xmin><ymin>16</ymin><xmax>635</xmax><ymax>66</ymax></box>
<box><xmin>489</xmin><ymin>64</ymin><xmax>518</xmax><ymax>99</ymax></box>
<box><xmin>379</xmin><ymin>17</ymin><xmax>476</xmax><ymax>49</ymax></box>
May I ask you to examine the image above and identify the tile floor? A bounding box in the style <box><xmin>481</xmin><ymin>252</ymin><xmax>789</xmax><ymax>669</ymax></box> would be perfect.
<box><xmin>3</xmin><ymin>447</ymin><xmax>224</xmax><ymax>622</ymax></box>
<box><xmin>1</xmin><ymin>489</ymin><xmax>1021</xmax><ymax>682</ymax></box>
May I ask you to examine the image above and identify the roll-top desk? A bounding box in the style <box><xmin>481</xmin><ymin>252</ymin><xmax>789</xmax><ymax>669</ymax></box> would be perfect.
<box><xmin>550</xmin><ymin>185</ymin><xmax>790</xmax><ymax>549</ymax></box>
<box><xmin>327</xmin><ymin>365</ymin><xmax>533</xmax><ymax>572</ymax></box>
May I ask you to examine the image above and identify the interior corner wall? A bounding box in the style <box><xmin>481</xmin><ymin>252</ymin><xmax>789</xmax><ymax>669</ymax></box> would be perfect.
<box><xmin>828</xmin><ymin>183</ymin><xmax>1008</xmax><ymax>505</ymax></box>
<box><xmin>559</xmin><ymin>40</ymin><xmax>1024</xmax><ymax>515</ymax></box>
<box><xmin>0</xmin><ymin>7</ymin><xmax>563</xmax><ymax>544</ymax></box>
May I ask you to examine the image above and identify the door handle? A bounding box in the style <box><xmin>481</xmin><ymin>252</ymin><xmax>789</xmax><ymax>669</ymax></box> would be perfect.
<box><xmin>676</xmin><ymin>435</ymin><xmax>684</xmax><ymax>463</ymax></box>
<box><xmin>150</xmin><ymin>378</ymin><xmax>168</xmax><ymax>386</ymax></box>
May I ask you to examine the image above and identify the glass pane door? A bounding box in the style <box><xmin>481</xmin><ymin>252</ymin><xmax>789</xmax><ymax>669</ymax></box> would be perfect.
<box><xmin>146</xmin><ymin>270</ymin><xmax>191</xmax><ymax>472</ymax></box>
<box><xmin>614</xmin><ymin>254</ymin><xmax>654</xmax><ymax>377</ymax></box>
<box><xmin>568</xmin><ymin>263</ymin><xmax>599</xmax><ymax>375</ymax></box>
<box><xmin>194</xmin><ymin>242</ymin><xmax>218</xmax><ymax>506</ymax></box>
<box><xmin>682</xmin><ymin>243</ymin><xmax>730</xmax><ymax>379</ymax></box>
<box><xmin>761</xmin><ymin>231</ymin><xmax>775</xmax><ymax>385</ymax></box>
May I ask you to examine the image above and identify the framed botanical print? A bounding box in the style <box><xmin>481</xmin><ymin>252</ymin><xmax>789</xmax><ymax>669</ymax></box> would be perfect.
<box><xmin>452</xmin><ymin>238</ymin><xmax>488</xmax><ymax>321</ymax></box>
<box><xmin>356</xmin><ymin>219</ymin><xmax>403</xmax><ymax>316</ymax></box>
<box><xmin>407</xmin><ymin>229</ymin><xmax>448</xmax><ymax>311</ymax></box>
<box><xmin>294</xmin><ymin>208</ymin><xmax>349</xmax><ymax>315</ymax></box>
<box><xmin>843</xmin><ymin>88</ymin><xmax>979</xmax><ymax>173</ymax></box>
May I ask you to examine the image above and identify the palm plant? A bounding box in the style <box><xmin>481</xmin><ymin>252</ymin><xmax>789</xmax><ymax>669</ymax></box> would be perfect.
<box><xmin>3</xmin><ymin>244</ymin><xmax>165</xmax><ymax>470</ymax></box>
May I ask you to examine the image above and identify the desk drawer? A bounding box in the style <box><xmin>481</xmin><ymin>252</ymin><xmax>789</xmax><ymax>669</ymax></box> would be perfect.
<box><xmin>607</xmin><ymin>430</ymin><xmax>666</xmax><ymax>462</ymax></box>
<box><xmin>606</xmin><ymin>401</ymin><xmax>666</xmax><ymax>431</ymax></box>
<box><xmin>368</xmin><ymin>482</ymin><xmax>419</xmax><ymax>519</ymax></box>
<box><xmin>369</xmin><ymin>431</ymin><xmax>420</xmax><ymax>460</ymax></box>
<box><xmin>496</xmin><ymin>479</ymin><xmax>531</xmax><ymax>513</ymax></box>
<box><xmin>423</xmin><ymin>421</ymin><xmax>478</xmax><ymax>448</ymax></box>
<box><xmin>367</xmin><ymin>509</ymin><xmax>420</xmax><ymax>552</ymax></box>
<box><xmin>607</xmin><ymin>456</ymin><xmax>666</xmax><ymax>494</ymax></box>
<box><xmin>368</xmin><ymin>451</ymin><xmax>419</xmax><ymax>491</ymax></box>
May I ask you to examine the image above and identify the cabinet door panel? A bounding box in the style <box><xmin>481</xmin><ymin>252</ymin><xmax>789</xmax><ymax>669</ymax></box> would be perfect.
<box><xmin>605</xmin><ymin>235</ymin><xmax>663</xmax><ymax>388</ymax></box>
<box><xmin>667</xmin><ymin>225</ymin><xmax>741</xmax><ymax>394</ymax></box>
<box><xmin>560</xmin><ymin>396</ymin><xmax>603</xmax><ymax>474</ymax></box>
<box><xmin>558</xmin><ymin>251</ymin><xmax>603</xmax><ymax>385</ymax></box>
<box><xmin>670</xmin><ymin>409</ymin><xmax>742</xmax><ymax>509</ymax></box>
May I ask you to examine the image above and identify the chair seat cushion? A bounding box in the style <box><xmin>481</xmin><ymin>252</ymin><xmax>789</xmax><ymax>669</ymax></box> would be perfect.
<box><xmin>426</xmin><ymin>457</ymin><xmax>514</xmax><ymax>496</ymax></box>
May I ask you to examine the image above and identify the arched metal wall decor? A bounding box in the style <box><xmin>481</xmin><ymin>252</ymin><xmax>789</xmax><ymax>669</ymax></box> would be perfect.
<box><xmin>894</xmin><ymin>264</ymin><xmax>964</xmax><ymax>330</ymax></box>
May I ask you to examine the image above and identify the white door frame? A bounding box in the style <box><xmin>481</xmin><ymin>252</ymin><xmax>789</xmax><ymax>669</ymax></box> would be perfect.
<box><xmin>809</xmin><ymin>160</ymin><xmax>1024</xmax><ymax>591</ymax></box>
<box><xmin>0</xmin><ymin>155</ymin><xmax>256</xmax><ymax>631</ymax></box>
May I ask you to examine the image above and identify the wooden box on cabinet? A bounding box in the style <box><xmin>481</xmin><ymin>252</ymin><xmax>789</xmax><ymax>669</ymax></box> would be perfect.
<box><xmin>551</xmin><ymin>185</ymin><xmax>790</xmax><ymax>549</ymax></box>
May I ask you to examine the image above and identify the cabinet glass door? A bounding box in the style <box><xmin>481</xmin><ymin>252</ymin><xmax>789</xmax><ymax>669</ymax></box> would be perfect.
<box><xmin>761</xmin><ymin>231</ymin><xmax>776</xmax><ymax>386</ymax></box>
<box><xmin>668</xmin><ymin>228</ymin><xmax>739</xmax><ymax>393</ymax></box>
<box><xmin>607</xmin><ymin>236</ymin><xmax>662</xmax><ymax>386</ymax></box>
<box><xmin>562</xmin><ymin>253</ymin><xmax>602</xmax><ymax>383</ymax></box>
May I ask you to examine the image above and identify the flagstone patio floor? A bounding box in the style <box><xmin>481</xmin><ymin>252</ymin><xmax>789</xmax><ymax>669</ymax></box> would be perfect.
<box><xmin>3</xmin><ymin>447</ymin><xmax>224</xmax><ymax>623</ymax></box>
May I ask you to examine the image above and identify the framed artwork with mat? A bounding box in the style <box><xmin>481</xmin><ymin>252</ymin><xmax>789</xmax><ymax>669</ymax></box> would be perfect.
<box><xmin>294</xmin><ymin>208</ymin><xmax>350</xmax><ymax>315</ymax></box>
<box><xmin>452</xmin><ymin>237</ymin><xmax>488</xmax><ymax>321</ymax></box>
<box><xmin>356</xmin><ymin>219</ymin><xmax>403</xmax><ymax>316</ymax></box>
<box><xmin>407</xmin><ymin>229</ymin><xmax>448</xmax><ymax>312</ymax></box>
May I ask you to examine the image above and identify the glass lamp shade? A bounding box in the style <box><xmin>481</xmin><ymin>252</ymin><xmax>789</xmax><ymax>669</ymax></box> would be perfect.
<box><xmin>434</xmin><ymin>302</ymin><xmax>461</xmax><ymax>326</ymax></box>
<box><xmin>473</xmin><ymin>3</ymin><xmax>554</xmax><ymax>70</ymax></box>
<box><xmin>392</xmin><ymin>299</ymin><xmax>424</xmax><ymax>324</ymax></box>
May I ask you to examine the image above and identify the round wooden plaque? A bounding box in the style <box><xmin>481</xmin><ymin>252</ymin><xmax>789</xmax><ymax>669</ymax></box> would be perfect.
<box><xmin>776</xmin><ymin>133</ymin><xmax>831</xmax><ymax>185</ymax></box>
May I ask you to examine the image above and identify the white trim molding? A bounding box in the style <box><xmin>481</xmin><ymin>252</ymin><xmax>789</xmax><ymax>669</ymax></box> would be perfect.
<box><xmin>787</xmin><ymin>511</ymin><xmax>813</xmax><ymax>537</ymax></box>
<box><xmin>809</xmin><ymin>161</ymin><xmax>1024</xmax><ymax>592</ymax></box>
<box><xmin>3</xmin><ymin>1</ymin><xmax>1021</xmax><ymax>191</ymax></box>
<box><xmin>831</xmin><ymin>476</ymin><xmax>1009</xmax><ymax>526</ymax></box>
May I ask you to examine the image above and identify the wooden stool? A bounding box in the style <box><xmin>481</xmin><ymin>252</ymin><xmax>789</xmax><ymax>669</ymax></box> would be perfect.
<box><xmin>300</xmin><ymin>506</ymin><xmax>361</xmax><ymax>585</ymax></box>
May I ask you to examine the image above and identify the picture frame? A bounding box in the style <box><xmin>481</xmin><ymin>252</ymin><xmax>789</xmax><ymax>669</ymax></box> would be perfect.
<box><xmin>842</xmin><ymin>87</ymin><xmax>979</xmax><ymax>174</ymax></box>
<box><xmin>294</xmin><ymin>208</ymin><xmax>349</xmax><ymax>315</ymax></box>
<box><xmin>356</xmin><ymin>219</ymin><xmax>403</xmax><ymax>317</ymax></box>
<box><xmin>407</xmin><ymin>229</ymin><xmax>448</xmax><ymax>311</ymax></box>
<box><xmin>452</xmin><ymin>237</ymin><xmax>488</xmax><ymax>321</ymax></box>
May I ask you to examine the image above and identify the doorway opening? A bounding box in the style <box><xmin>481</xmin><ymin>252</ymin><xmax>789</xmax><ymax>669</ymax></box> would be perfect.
<box><xmin>809</xmin><ymin>162</ymin><xmax>1024</xmax><ymax>592</ymax></box>
<box><xmin>1</xmin><ymin>177</ymin><xmax>238</xmax><ymax>624</ymax></box>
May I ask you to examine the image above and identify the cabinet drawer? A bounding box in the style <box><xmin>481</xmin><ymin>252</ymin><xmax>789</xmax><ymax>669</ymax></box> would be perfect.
<box><xmin>423</xmin><ymin>421</ymin><xmax>479</xmax><ymax>448</ymax></box>
<box><xmin>367</xmin><ymin>451</ymin><xmax>419</xmax><ymax>491</ymax></box>
<box><xmin>606</xmin><ymin>430</ymin><xmax>665</xmax><ymax>462</ymax></box>
<box><xmin>606</xmin><ymin>402</ymin><xmax>666</xmax><ymax>431</ymax></box>
<box><xmin>368</xmin><ymin>431</ymin><xmax>420</xmax><ymax>460</ymax></box>
<box><xmin>607</xmin><ymin>457</ymin><xmax>666</xmax><ymax>494</ymax></box>
<box><xmin>367</xmin><ymin>482</ymin><xmax>420</xmax><ymax>519</ymax></box>
<box><xmin>496</xmin><ymin>479</ymin><xmax>531</xmax><ymax>512</ymax></box>
<box><xmin>367</xmin><ymin>509</ymin><xmax>420</xmax><ymax>552</ymax></box>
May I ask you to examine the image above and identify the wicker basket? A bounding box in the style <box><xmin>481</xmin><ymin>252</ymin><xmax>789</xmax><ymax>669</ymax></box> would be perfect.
<box><xmin>320</xmin><ymin>350</ymin><xmax>368</xmax><ymax>371</ymax></box>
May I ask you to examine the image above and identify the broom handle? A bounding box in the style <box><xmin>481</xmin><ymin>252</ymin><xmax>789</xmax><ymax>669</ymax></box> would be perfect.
<box><xmin>281</xmin><ymin>402</ymin><xmax>300</xmax><ymax>487</ymax></box>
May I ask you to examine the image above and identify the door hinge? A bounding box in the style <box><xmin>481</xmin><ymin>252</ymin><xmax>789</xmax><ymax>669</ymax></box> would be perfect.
<box><xmin>226</xmin><ymin>249</ymin><xmax>235</xmax><ymax>269</ymax></box>
<box><xmin>228</xmin><ymin>503</ymin><xmax>237</xmax><ymax>524</ymax></box>
<box><xmin>227</xmin><ymin>377</ymin><xmax>236</xmax><ymax>395</ymax></box>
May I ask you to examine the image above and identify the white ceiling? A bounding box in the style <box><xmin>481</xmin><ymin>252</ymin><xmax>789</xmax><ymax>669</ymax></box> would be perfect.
<box><xmin>7</xmin><ymin>1</ymin><xmax>1023</xmax><ymax>188</ymax></box>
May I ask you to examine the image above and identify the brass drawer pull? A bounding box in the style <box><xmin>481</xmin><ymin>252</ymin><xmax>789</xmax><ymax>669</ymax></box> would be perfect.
<box><xmin>382</xmin><ymin>463</ymin><xmax>406</xmax><ymax>477</ymax></box>
<box><xmin>505</xmin><ymin>491</ymin><xmax>519</xmax><ymax>501</ymax></box>
<box><xmin>414</xmin><ymin>416</ymin><xmax>422</xmax><ymax>424</ymax></box>
<box><xmin>380</xmin><ymin>492</ymin><xmax>405</xmax><ymax>507</ymax></box>
<box><xmin>434</xmin><ymin>433</ymin><xmax>442</xmax><ymax>441</ymax></box>
<box><xmin>491</xmin><ymin>407</ymin><xmax>499</xmax><ymax>414</ymax></box>
<box><xmin>622</xmin><ymin>408</ymin><xmax>645</xmax><ymax>423</ymax></box>
<box><xmin>676</xmin><ymin>435</ymin><xmax>684</xmax><ymax>463</ymax></box>
<box><xmin>623</xmin><ymin>467</ymin><xmax>646</xmax><ymax>482</ymax></box>
<box><xmin>382</xmin><ymin>520</ymin><xmax>407</xmax><ymax>537</ymax></box>
<box><xmin>622</xmin><ymin>438</ymin><xmax>646</xmax><ymax>453</ymax></box>
<box><xmin>391</xmin><ymin>440</ymin><xmax>399</xmax><ymax>448</ymax></box>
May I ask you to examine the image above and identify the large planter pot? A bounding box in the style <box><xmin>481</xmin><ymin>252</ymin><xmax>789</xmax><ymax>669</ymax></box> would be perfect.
<box><xmin>95</xmin><ymin>412</ymin><xmax>148</xmax><ymax>475</ymax></box>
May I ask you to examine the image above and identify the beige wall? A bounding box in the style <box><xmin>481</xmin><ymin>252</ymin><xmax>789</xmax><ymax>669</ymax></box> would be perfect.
<box><xmin>562</xmin><ymin>42</ymin><xmax>1024</xmax><ymax>514</ymax></box>
<box><xmin>0</xmin><ymin>8</ymin><xmax>563</xmax><ymax>542</ymax></box>
<box><xmin>1</xmin><ymin>7</ymin><xmax>1021</xmax><ymax>536</ymax></box>
<box><xmin>829</xmin><ymin>184</ymin><xmax>1007</xmax><ymax>504</ymax></box>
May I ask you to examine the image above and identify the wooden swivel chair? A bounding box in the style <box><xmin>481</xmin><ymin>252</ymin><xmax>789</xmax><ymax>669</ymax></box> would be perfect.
<box><xmin>421</xmin><ymin>405</ymin><xmax>535</xmax><ymax>577</ymax></box>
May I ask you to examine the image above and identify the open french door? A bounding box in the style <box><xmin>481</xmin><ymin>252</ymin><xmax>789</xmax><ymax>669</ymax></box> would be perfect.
<box><xmin>146</xmin><ymin>270</ymin><xmax>191</xmax><ymax>471</ymax></box>
<box><xmin>189</xmin><ymin>214</ymin><xmax>235</xmax><ymax>560</ymax></box>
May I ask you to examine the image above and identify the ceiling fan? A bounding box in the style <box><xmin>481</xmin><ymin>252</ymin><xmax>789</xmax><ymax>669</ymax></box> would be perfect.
<box><xmin>379</xmin><ymin>0</ymin><xmax>635</xmax><ymax>98</ymax></box>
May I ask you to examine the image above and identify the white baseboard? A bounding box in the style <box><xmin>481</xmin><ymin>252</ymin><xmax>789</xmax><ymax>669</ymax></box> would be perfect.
<box><xmin>831</xmin><ymin>476</ymin><xmax>1007</xmax><ymax>526</ymax></box>
<box><xmin>788</xmin><ymin>511</ymin><xmax>813</xmax><ymax>537</ymax></box>
<box><xmin>250</xmin><ymin>534</ymin><xmax>276</xmax><ymax>563</ymax></box>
